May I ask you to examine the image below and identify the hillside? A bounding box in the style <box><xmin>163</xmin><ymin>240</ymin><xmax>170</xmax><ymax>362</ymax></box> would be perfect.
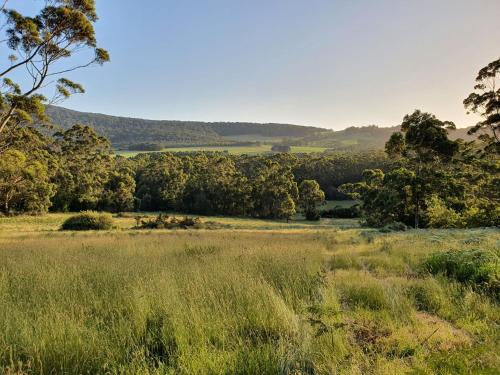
<box><xmin>45</xmin><ymin>106</ymin><xmax>328</xmax><ymax>149</ymax></box>
<box><xmin>46</xmin><ymin>106</ymin><xmax>475</xmax><ymax>151</ymax></box>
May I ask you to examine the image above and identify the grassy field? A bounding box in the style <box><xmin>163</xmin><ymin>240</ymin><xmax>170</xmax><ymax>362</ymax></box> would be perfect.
<box><xmin>116</xmin><ymin>145</ymin><xmax>328</xmax><ymax>157</ymax></box>
<box><xmin>0</xmin><ymin>214</ymin><xmax>498</xmax><ymax>374</ymax></box>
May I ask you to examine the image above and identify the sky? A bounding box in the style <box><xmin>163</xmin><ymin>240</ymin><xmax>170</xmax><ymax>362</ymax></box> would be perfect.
<box><xmin>4</xmin><ymin>0</ymin><xmax>500</xmax><ymax>129</ymax></box>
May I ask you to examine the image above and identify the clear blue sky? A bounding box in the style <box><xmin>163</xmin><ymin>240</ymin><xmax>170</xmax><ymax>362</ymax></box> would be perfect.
<box><xmin>7</xmin><ymin>0</ymin><xmax>500</xmax><ymax>129</ymax></box>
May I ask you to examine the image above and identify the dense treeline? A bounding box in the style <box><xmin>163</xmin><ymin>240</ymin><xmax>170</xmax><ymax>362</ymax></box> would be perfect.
<box><xmin>0</xmin><ymin>128</ymin><xmax>384</xmax><ymax>219</ymax></box>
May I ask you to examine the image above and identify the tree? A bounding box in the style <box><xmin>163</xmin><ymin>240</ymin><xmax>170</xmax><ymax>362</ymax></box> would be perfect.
<box><xmin>100</xmin><ymin>157</ymin><xmax>136</xmax><ymax>212</ymax></box>
<box><xmin>135</xmin><ymin>153</ymin><xmax>187</xmax><ymax>211</ymax></box>
<box><xmin>0</xmin><ymin>0</ymin><xmax>109</xmax><ymax>146</ymax></box>
<box><xmin>0</xmin><ymin>149</ymin><xmax>54</xmax><ymax>214</ymax></box>
<box><xmin>51</xmin><ymin>124</ymin><xmax>113</xmax><ymax>211</ymax></box>
<box><xmin>298</xmin><ymin>180</ymin><xmax>325</xmax><ymax>220</ymax></box>
<box><xmin>249</xmin><ymin>159</ymin><xmax>298</xmax><ymax>219</ymax></box>
<box><xmin>181</xmin><ymin>154</ymin><xmax>251</xmax><ymax>216</ymax></box>
<box><xmin>385</xmin><ymin>110</ymin><xmax>459</xmax><ymax>228</ymax></box>
<box><xmin>463</xmin><ymin>58</ymin><xmax>500</xmax><ymax>153</ymax></box>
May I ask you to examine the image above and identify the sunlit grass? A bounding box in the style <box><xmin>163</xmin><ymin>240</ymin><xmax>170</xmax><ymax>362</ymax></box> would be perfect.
<box><xmin>0</xmin><ymin>217</ymin><xmax>498</xmax><ymax>374</ymax></box>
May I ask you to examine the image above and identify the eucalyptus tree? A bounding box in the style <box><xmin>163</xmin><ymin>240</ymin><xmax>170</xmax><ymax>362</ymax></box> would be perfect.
<box><xmin>298</xmin><ymin>180</ymin><xmax>325</xmax><ymax>220</ymax></box>
<box><xmin>464</xmin><ymin>58</ymin><xmax>500</xmax><ymax>153</ymax></box>
<box><xmin>0</xmin><ymin>0</ymin><xmax>109</xmax><ymax>148</ymax></box>
<box><xmin>385</xmin><ymin>110</ymin><xmax>459</xmax><ymax>228</ymax></box>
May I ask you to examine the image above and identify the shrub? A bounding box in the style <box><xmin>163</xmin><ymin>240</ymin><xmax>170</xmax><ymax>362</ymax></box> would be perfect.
<box><xmin>321</xmin><ymin>205</ymin><xmax>361</xmax><ymax>219</ymax></box>
<box><xmin>305</xmin><ymin>210</ymin><xmax>321</xmax><ymax>221</ymax></box>
<box><xmin>135</xmin><ymin>214</ymin><xmax>204</xmax><ymax>229</ymax></box>
<box><xmin>61</xmin><ymin>211</ymin><xmax>114</xmax><ymax>231</ymax></box>
<box><xmin>422</xmin><ymin>249</ymin><xmax>499</xmax><ymax>296</ymax></box>
<box><xmin>426</xmin><ymin>195</ymin><xmax>463</xmax><ymax>228</ymax></box>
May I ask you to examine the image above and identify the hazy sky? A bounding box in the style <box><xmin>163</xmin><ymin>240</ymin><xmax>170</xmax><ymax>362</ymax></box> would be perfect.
<box><xmin>6</xmin><ymin>0</ymin><xmax>500</xmax><ymax>129</ymax></box>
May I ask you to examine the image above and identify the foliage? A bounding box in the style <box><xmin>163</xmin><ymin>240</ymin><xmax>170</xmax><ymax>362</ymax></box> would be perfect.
<box><xmin>321</xmin><ymin>204</ymin><xmax>361</xmax><ymax>219</ymax></box>
<box><xmin>134</xmin><ymin>214</ymin><xmax>206</xmax><ymax>229</ymax></box>
<box><xmin>293</xmin><ymin>151</ymin><xmax>390</xmax><ymax>199</ymax></box>
<box><xmin>51</xmin><ymin>124</ymin><xmax>114</xmax><ymax>211</ymax></box>
<box><xmin>61</xmin><ymin>211</ymin><xmax>113</xmax><ymax>230</ymax></box>
<box><xmin>299</xmin><ymin>180</ymin><xmax>325</xmax><ymax>220</ymax></box>
<box><xmin>0</xmin><ymin>149</ymin><xmax>54</xmax><ymax>214</ymax></box>
<box><xmin>134</xmin><ymin>153</ymin><xmax>187</xmax><ymax>211</ymax></box>
<box><xmin>426</xmin><ymin>195</ymin><xmax>463</xmax><ymax>228</ymax></box>
<box><xmin>422</xmin><ymin>249</ymin><xmax>499</xmax><ymax>296</ymax></box>
<box><xmin>463</xmin><ymin>57</ymin><xmax>500</xmax><ymax>154</ymax></box>
<box><xmin>181</xmin><ymin>153</ymin><xmax>251</xmax><ymax>216</ymax></box>
<box><xmin>341</xmin><ymin>106</ymin><xmax>499</xmax><ymax>229</ymax></box>
<box><xmin>0</xmin><ymin>0</ymin><xmax>108</xmax><ymax>143</ymax></box>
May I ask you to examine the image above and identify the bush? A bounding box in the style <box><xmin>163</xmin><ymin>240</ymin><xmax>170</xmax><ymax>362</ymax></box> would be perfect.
<box><xmin>135</xmin><ymin>214</ymin><xmax>204</xmax><ymax>229</ymax></box>
<box><xmin>61</xmin><ymin>211</ymin><xmax>114</xmax><ymax>231</ymax></box>
<box><xmin>422</xmin><ymin>249</ymin><xmax>499</xmax><ymax>296</ymax></box>
<box><xmin>321</xmin><ymin>205</ymin><xmax>361</xmax><ymax>219</ymax></box>
<box><xmin>305</xmin><ymin>210</ymin><xmax>321</xmax><ymax>221</ymax></box>
<box><xmin>426</xmin><ymin>195</ymin><xmax>463</xmax><ymax>228</ymax></box>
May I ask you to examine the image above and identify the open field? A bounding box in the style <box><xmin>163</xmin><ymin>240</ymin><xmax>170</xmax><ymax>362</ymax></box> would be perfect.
<box><xmin>115</xmin><ymin>145</ymin><xmax>328</xmax><ymax>157</ymax></box>
<box><xmin>0</xmin><ymin>214</ymin><xmax>499</xmax><ymax>374</ymax></box>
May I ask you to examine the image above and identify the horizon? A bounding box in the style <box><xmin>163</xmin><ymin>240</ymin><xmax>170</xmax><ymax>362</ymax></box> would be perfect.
<box><xmin>5</xmin><ymin>0</ymin><xmax>500</xmax><ymax>129</ymax></box>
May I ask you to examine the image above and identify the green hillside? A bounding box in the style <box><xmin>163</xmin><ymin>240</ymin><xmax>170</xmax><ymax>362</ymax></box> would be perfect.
<box><xmin>45</xmin><ymin>106</ymin><xmax>327</xmax><ymax>149</ymax></box>
<box><xmin>46</xmin><ymin>106</ymin><xmax>475</xmax><ymax>152</ymax></box>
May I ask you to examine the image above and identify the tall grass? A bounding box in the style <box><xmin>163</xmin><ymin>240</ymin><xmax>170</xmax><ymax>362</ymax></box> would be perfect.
<box><xmin>0</xmin><ymin>226</ymin><xmax>499</xmax><ymax>374</ymax></box>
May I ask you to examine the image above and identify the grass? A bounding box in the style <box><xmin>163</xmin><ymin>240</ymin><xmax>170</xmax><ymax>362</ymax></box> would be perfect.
<box><xmin>115</xmin><ymin>145</ymin><xmax>328</xmax><ymax>157</ymax></box>
<box><xmin>0</xmin><ymin>214</ymin><xmax>498</xmax><ymax>374</ymax></box>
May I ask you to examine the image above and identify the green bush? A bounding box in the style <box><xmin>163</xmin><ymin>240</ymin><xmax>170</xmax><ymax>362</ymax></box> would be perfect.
<box><xmin>422</xmin><ymin>249</ymin><xmax>499</xmax><ymax>296</ymax></box>
<box><xmin>61</xmin><ymin>211</ymin><xmax>114</xmax><ymax>231</ymax></box>
<box><xmin>426</xmin><ymin>195</ymin><xmax>463</xmax><ymax>228</ymax></box>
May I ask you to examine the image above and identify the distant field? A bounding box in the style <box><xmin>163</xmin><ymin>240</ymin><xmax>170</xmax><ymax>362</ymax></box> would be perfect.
<box><xmin>1</xmin><ymin>214</ymin><xmax>498</xmax><ymax>374</ymax></box>
<box><xmin>116</xmin><ymin>144</ymin><xmax>328</xmax><ymax>157</ymax></box>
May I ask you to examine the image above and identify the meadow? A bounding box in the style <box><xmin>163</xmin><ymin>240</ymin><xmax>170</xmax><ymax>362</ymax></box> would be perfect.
<box><xmin>115</xmin><ymin>145</ymin><xmax>328</xmax><ymax>157</ymax></box>
<box><xmin>0</xmin><ymin>214</ymin><xmax>498</xmax><ymax>374</ymax></box>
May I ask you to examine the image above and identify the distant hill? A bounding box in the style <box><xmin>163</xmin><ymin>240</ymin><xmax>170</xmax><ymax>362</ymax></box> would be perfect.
<box><xmin>45</xmin><ymin>106</ymin><xmax>475</xmax><ymax>151</ymax></box>
<box><xmin>45</xmin><ymin>106</ymin><xmax>327</xmax><ymax>149</ymax></box>
<box><xmin>292</xmin><ymin>125</ymin><xmax>476</xmax><ymax>151</ymax></box>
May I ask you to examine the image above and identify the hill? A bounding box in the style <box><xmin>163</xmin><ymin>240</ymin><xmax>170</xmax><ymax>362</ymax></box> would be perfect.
<box><xmin>291</xmin><ymin>125</ymin><xmax>476</xmax><ymax>151</ymax></box>
<box><xmin>45</xmin><ymin>106</ymin><xmax>328</xmax><ymax>149</ymax></box>
<box><xmin>46</xmin><ymin>106</ymin><xmax>476</xmax><ymax>152</ymax></box>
